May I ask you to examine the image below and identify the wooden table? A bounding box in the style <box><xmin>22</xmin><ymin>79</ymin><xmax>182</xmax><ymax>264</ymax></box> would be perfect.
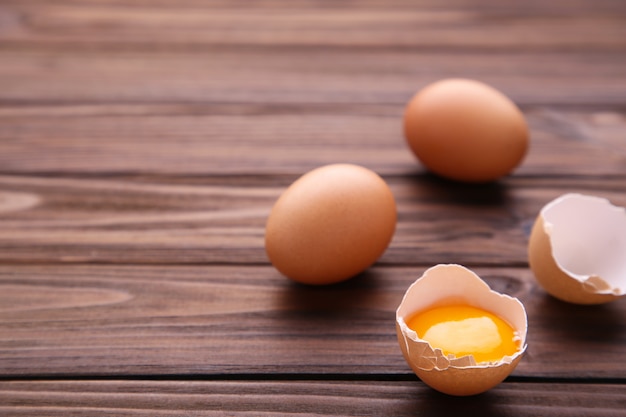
<box><xmin>1</xmin><ymin>1</ymin><xmax>625</xmax><ymax>415</ymax></box>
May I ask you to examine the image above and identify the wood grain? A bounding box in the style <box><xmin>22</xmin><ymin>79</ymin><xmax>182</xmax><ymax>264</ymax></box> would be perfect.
<box><xmin>0</xmin><ymin>0</ymin><xmax>625</xmax><ymax>414</ymax></box>
<box><xmin>1</xmin><ymin>264</ymin><xmax>624</xmax><ymax>378</ymax></box>
<box><xmin>1</xmin><ymin>49</ymin><xmax>625</xmax><ymax>108</ymax></box>
<box><xmin>0</xmin><ymin>174</ymin><xmax>624</xmax><ymax>265</ymax></box>
<box><xmin>1</xmin><ymin>0</ymin><xmax>625</xmax><ymax>50</ymax></box>
<box><xmin>0</xmin><ymin>105</ymin><xmax>625</xmax><ymax>176</ymax></box>
<box><xmin>1</xmin><ymin>379</ymin><xmax>625</xmax><ymax>417</ymax></box>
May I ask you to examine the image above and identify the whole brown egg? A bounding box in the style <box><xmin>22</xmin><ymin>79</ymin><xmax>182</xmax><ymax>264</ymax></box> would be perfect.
<box><xmin>265</xmin><ymin>164</ymin><xmax>396</xmax><ymax>285</ymax></box>
<box><xmin>404</xmin><ymin>79</ymin><xmax>529</xmax><ymax>183</ymax></box>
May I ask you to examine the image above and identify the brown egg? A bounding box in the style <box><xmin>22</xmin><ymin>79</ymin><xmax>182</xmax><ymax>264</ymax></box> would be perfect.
<box><xmin>404</xmin><ymin>78</ymin><xmax>529</xmax><ymax>183</ymax></box>
<box><xmin>265</xmin><ymin>163</ymin><xmax>396</xmax><ymax>285</ymax></box>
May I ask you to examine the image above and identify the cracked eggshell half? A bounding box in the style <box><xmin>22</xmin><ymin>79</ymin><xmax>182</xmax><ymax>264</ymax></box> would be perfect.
<box><xmin>528</xmin><ymin>193</ymin><xmax>626</xmax><ymax>304</ymax></box>
<box><xmin>396</xmin><ymin>264</ymin><xmax>528</xmax><ymax>396</ymax></box>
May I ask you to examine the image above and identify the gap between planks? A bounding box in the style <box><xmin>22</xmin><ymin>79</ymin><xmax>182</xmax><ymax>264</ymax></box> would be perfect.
<box><xmin>1</xmin><ymin>373</ymin><xmax>625</xmax><ymax>384</ymax></box>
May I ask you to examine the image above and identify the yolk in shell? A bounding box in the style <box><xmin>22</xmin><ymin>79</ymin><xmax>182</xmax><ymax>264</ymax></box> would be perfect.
<box><xmin>406</xmin><ymin>305</ymin><xmax>519</xmax><ymax>363</ymax></box>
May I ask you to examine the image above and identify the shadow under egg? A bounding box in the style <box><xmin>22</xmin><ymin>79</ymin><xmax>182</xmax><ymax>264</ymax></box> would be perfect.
<box><xmin>407</xmin><ymin>170</ymin><xmax>513</xmax><ymax>208</ymax></box>
<box><xmin>275</xmin><ymin>268</ymin><xmax>389</xmax><ymax>316</ymax></box>
<box><xmin>531</xmin><ymin>293</ymin><xmax>626</xmax><ymax>344</ymax></box>
<box><xmin>397</xmin><ymin>381</ymin><xmax>503</xmax><ymax>415</ymax></box>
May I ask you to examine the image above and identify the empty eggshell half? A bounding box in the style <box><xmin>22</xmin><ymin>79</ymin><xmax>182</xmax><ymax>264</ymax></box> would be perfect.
<box><xmin>528</xmin><ymin>193</ymin><xmax>626</xmax><ymax>304</ymax></box>
<box><xmin>396</xmin><ymin>264</ymin><xmax>528</xmax><ymax>396</ymax></box>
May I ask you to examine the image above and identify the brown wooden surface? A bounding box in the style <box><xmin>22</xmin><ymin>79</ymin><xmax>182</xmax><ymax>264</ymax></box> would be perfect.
<box><xmin>1</xmin><ymin>1</ymin><xmax>625</xmax><ymax>415</ymax></box>
<box><xmin>1</xmin><ymin>380</ymin><xmax>624</xmax><ymax>417</ymax></box>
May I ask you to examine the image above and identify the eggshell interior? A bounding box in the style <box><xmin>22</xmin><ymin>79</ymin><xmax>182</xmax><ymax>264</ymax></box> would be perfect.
<box><xmin>528</xmin><ymin>193</ymin><xmax>626</xmax><ymax>304</ymax></box>
<box><xmin>396</xmin><ymin>264</ymin><xmax>528</xmax><ymax>396</ymax></box>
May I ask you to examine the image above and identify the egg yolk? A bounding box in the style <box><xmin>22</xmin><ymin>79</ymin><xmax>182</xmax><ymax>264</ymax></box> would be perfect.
<box><xmin>406</xmin><ymin>305</ymin><xmax>519</xmax><ymax>364</ymax></box>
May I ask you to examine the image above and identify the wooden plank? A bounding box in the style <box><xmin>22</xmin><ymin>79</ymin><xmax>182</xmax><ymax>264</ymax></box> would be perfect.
<box><xmin>0</xmin><ymin>105</ymin><xmax>625</xmax><ymax>176</ymax></box>
<box><xmin>1</xmin><ymin>1</ymin><xmax>625</xmax><ymax>50</ymax></box>
<box><xmin>0</xmin><ymin>1</ymin><xmax>622</xmax><ymax>415</ymax></box>
<box><xmin>0</xmin><ymin>379</ymin><xmax>625</xmax><ymax>417</ymax></box>
<box><xmin>0</xmin><ymin>49</ymin><xmax>625</xmax><ymax>107</ymax></box>
<box><xmin>1</xmin><ymin>264</ymin><xmax>625</xmax><ymax>378</ymax></box>
<box><xmin>0</xmin><ymin>174</ymin><xmax>623</xmax><ymax>265</ymax></box>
